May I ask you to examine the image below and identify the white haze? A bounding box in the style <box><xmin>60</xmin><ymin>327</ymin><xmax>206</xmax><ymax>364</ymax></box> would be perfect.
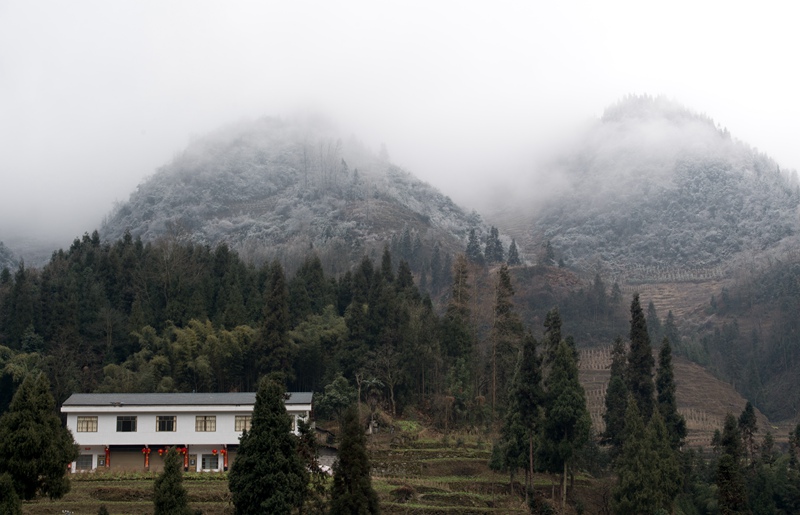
<box><xmin>1</xmin><ymin>0</ymin><xmax>799</xmax><ymax>249</ymax></box>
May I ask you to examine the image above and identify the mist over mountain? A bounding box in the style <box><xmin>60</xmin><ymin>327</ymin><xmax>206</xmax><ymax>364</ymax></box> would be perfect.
<box><xmin>509</xmin><ymin>95</ymin><xmax>800</xmax><ymax>278</ymax></box>
<box><xmin>101</xmin><ymin>116</ymin><xmax>489</xmax><ymax>274</ymax></box>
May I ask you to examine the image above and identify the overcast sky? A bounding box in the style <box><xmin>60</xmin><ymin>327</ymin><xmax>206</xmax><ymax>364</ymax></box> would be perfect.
<box><xmin>2</xmin><ymin>0</ymin><xmax>799</xmax><ymax>245</ymax></box>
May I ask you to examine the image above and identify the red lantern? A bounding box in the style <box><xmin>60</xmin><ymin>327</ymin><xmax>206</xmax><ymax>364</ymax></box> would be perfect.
<box><xmin>212</xmin><ymin>449</ymin><xmax>217</xmax><ymax>455</ymax></box>
<box><xmin>220</xmin><ymin>449</ymin><xmax>227</xmax><ymax>455</ymax></box>
<box><xmin>142</xmin><ymin>447</ymin><xmax>147</xmax><ymax>454</ymax></box>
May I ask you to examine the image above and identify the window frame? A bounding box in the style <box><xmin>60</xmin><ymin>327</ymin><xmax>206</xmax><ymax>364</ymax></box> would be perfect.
<box><xmin>195</xmin><ymin>415</ymin><xmax>216</xmax><ymax>432</ymax></box>
<box><xmin>201</xmin><ymin>453</ymin><xmax>219</xmax><ymax>470</ymax></box>
<box><xmin>156</xmin><ymin>415</ymin><xmax>177</xmax><ymax>432</ymax></box>
<box><xmin>235</xmin><ymin>415</ymin><xmax>251</xmax><ymax>432</ymax></box>
<box><xmin>75</xmin><ymin>454</ymin><xmax>93</xmax><ymax>470</ymax></box>
<box><xmin>77</xmin><ymin>415</ymin><xmax>98</xmax><ymax>432</ymax></box>
<box><xmin>116</xmin><ymin>415</ymin><xmax>137</xmax><ymax>432</ymax></box>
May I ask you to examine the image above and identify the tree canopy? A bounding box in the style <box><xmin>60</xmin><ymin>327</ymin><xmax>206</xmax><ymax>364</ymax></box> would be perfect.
<box><xmin>229</xmin><ymin>377</ymin><xmax>308</xmax><ymax>514</ymax></box>
<box><xmin>331</xmin><ymin>405</ymin><xmax>379</xmax><ymax>515</ymax></box>
<box><xmin>0</xmin><ymin>372</ymin><xmax>78</xmax><ymax>501</ymax></box>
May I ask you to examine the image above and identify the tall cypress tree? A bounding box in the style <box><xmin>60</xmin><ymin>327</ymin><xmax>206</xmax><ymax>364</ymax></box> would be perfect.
<box><xmin>490</xmin><ymin>264</ymin><xmax>524</xmax><ymax>416</ymax></box>
<box><xmin>647</xmin><ymin>410</ymin><xmax>681</xmax><ymax>512</ymax></box>
<box><xmin>484</xmin><ymin>226</ymin><xmax>504</xmax><ymax>264</ymax></box>
<box><xmin>612</xmin><ymin>395</ymin><xmax>660</xmax><ymax>514</ymax></box>
<box><xmin>602</xmin><ymin>336</ymin><xmax>628</xmax><ymax>459</ymax></box>
<box><xmin>738</xmin><ymin>401</ymin><xmax>758</xmax><ymax>468</ymax></box>
<box><xmin>257</xmin><ymin>261</ymin><xmax>294</xmax><ymax>382</ymax></box>
<box><xmin>465</xmin><ymin>229</ymin><xmax>484</xmax><ymax>266</ymax></box>
<box><xmin>507</xmin><ymin>333</ymin><xmax>543</xmax><ymax>498</ymax></box>
<box><xmin>626</xmin><ymin>294</ymin><xmax>655</xmax><ymax>420</ymax></box>
<box><xmin>507</xmin><ymin>238</ymin><xmax>521</xmax><ymax>266</ymax></box>
<box><xmin>717</xmin><ymin>413</ymin><xmax>749</xmax><ymax>514</ymax></box>
<box><xmin>646</xmin><ymin>301</ymin><xmax>663</xmax><ymax>346</ymax></box>
<box><xmin>229</xmin><ymin>377</ymin><xmax>308</xmax><ymax>514</ymax></box>
<box><xmin>656</xmin><ymin>337</ymin><xmax>686</xmax><ymax>450</ymax></box>
<box><xmin>330</xmin><ymin>405</ymin><xmax>379</xmax><ymax>515</ymax></box>
<box><xmin>0</xmin><ymin>372</ymin><xmax>78</xmax><ymax>501</ymax></box>
<box><xmin>153</xmin><ymin>447</ymin><xmax>191</xmax><ymax>515</ymax></box>
<box><xmin>542</xmin><ymin>340</ymin><xmax>591</xmax><ymax>512</ymax></box>
<box><xmin>439</xmin><ymin>255</ymin><xmax>474</xmax><ymax>408</ymax></box>
<box><xmin>542</xmin><ymin>307</ymin><xmax>563</xmax><ymax>368</ymax></box>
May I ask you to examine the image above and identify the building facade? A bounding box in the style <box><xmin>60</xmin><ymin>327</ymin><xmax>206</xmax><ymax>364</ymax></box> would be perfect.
<box><xmin>61</xmin><ymin>392</ymin><xmax>312</xmax><ymax>473</ymax></box>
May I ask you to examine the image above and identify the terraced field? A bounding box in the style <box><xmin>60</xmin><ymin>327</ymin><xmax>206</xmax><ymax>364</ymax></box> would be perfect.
<box><xmin>20</xmin><ymin>475</ymin><xmax>231</xmax><ymax>514</ymax></box>
<box><xmin>23</xmin><ymin>426</ymin><xmax>608</xmax><ymax>514</ymax></box>
<box><xmin>577</xmin><ymin>345</ymin><xmax>787</xmax><ymax>448</ymax></box>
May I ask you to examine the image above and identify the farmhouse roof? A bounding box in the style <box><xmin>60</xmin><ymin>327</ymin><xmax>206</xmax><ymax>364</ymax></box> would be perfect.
<box><xmin>62</xmin><ymin>392</ymin><xmax>313</xmax><ymax>407</ymax></box>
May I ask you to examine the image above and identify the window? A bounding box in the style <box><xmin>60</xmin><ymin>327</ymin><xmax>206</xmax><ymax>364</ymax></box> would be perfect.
<box><xmin>116</xmin><ymin>416</ymin><xmax>137</xmax><ymax>432</ymax></box>
<box><xmin>156</xmin><ymin>415</ymin><xmax>176</xmax><ymax>432</ymax></box>
<box><xmin>195</xmin><ymin>415</ymin><xmax>216</xmax><ymax>432</ymax></box>
<box><xmin>201</xmin><ymin>453</ymin><xmax>219</xmax><ymax>470</ymax></box>
<box><xmin>235</xmin><ymin>415</ymin><xmax>251</xmax><ymax>432</ymax></box>
<box><xmin>77</xmin><ymin>416</ymin><xmax>98</xmax><ymax>432</ymax></box>
<box><xmin>75</xmin><ymin>454</ymin><xmax>93</xmax><ymax>471</ymax></box>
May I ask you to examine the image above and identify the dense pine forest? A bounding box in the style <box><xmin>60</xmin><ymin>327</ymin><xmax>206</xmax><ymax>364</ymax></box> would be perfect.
<box><xmin>0</xmin><ymin>229</ymin><xmax>630</xmax><ymax>416</ymax></box>
<box><xmin>4</xmin><ymin>232</ymin><xmax>800</xmax><ymax>513</ymax></box>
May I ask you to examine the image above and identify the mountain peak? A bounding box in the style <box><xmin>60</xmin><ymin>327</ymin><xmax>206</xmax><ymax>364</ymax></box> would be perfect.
<box><xmin>101</xmin><ymin>117</ymin><xmax>488</xmax><ymax>274</ymax></box>
<box><xmin>601</xmin><ymin>94</ymin><xmax>716</xmax><ymax>128</ymax></box>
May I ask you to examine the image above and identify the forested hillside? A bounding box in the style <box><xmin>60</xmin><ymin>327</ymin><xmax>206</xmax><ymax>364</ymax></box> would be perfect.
<box><xmin>101</xmin><ymin>116</ymin><xmax>495</xmax><ymax>279</ymax></box>
<box><xmin>522</xmin><ymin>95</ymin><xmax>800</xmax><ymax>277</ymax></box>
<box><xmin>687</xmin><ymin>255</ymin><xmax>800</xmax><ymax>420</ymax></box>
<box><xmin>0</xmin><ymin>230</ymin><xmax>632</xmax><ymax>420</ymax></box>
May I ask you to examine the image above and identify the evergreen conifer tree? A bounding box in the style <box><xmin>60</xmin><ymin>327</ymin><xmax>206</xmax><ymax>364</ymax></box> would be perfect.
<box><xmin>330</xmin><ymin>405</ymin><xmax>379</xmax><ymax>515</ymax></box>
<box><xmin>229</xmin><ymin>377</ymin><xmax>308</xmax><ymax>514</ymax></box>
<box><xmin>717</xmin><ymin>413</ymin><xmax>749</xmax><ymax>514</ymax></box>
<box><xmin>656</xmin><ymin>337</ymin><xmax>686</xmax><ymax>450</ymax></box>
<box><xmin>542</xmin><ymin>307</ymin><xmax>562</xmax><ymax>368</ymax></box>
<box><xmin>490</xmin><ymin>264</ymin><xmax>524</xmax><ymax>416</ymax></box>
<box><xmin>0</xmin><ymin>473</ymin><xmax>21</xmax><ymax>515</ymax></box>
<box><xmin>484</xmin><ymin>226</ymin><xmax>504</xmax><ymax>264</ymax></box>
<box><xmin>646</xmin><ymin>301</ymin><xmax>663</xmax><ymax>346</ymax></box>
<box><xmin>647</xmin><ymin>409</ymin><xmax>682</xmax><ymax>512</ymax></box>
<box><xmin>0</xmin><ymin>372</ymin><xmax>78</xmax><ymax>501</ymax></box>
<box><xmin>465</xmin><ymin>229</ymin><xmax>485</xmax><ymax>266</ymax></box>
<box><xmin>429</xmin><ymin>243</ymin><xmax>443</xmax><ymax>291</ymax></box>
<box><xmin>612</xmin><ymin>395</ymin><xmax>660</xmax><ymax>514</ymax></box>
<box><xmin>542</xmin><ymin>340</ymin><xmax>591</xmax><ymax>511</ymax></box>
<box><xmin>257</xmin><ymin>261</ymin><xmax>294</xmax><ymax>382</ymax></box>
<box><xmin>153</xmin><ymin>447</ymin><xmax>191</xmax><ymax>515</ymax></box>
<box><xmin>507</xmin><ymin>238</ymin><xmax>521</xmax><ymax>266</ymax></box>
<box><xmin>502</xmin><ymin>332</ymin><xmax>543</xmax><ymax>499</ymax></box>
<box><xmin>602</xmin><ymin>336</ymin><xmax>628</xmax><ymax>459</ymax></box>
<box><xmin>664</xmin><ymin>310</ymin><xmax>680</xmax><ymax>349</ymax></box>
<box><xmin>626</xmin><ymin>294</ymin><xmax>655</xmax><ymax>419</ymax></box>
<box><xmin>738</xmin><ymin>401</ymin><xmax>758</xmax><ymax>467</ymax></box>
<box><xmin>297</xmin><ymin>419</ymin><xmax>328</xmax><ymax>514</ymax></box>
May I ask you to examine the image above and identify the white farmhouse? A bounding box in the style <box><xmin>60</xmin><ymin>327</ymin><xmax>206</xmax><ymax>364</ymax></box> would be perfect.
<box><xmin>61</xmin><ymin>392</ymin><xmax>312</xmax><ymax>473</ymax></box>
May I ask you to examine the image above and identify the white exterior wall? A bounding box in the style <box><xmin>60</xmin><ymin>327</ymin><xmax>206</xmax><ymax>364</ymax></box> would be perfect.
<box><xmin>64</xmin><ymin>403</ymin><xmax>311</xmax><ymax>472</ymax></box>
